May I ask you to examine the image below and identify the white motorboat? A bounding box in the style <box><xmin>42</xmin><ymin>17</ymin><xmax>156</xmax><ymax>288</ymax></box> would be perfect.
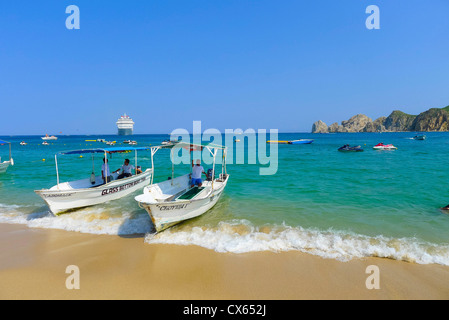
<box><xmin>373</xmin><ymin>143</ymin><xmax>397</xmax><ymax>150</ymax></box>
<box><xmin>161</xmin><ymin>139</ymin><xmax>172</xmax><ymax>145</ymax></box>
<box><xmin>0</xmin><ymin>140</ymin><xmax>14</xmax><ymax>174</ymax></box>
<box><xmin>135</xmin><ymin>142</ymin><xmax>229</xmax><ymax>232</ymax></box>
<box><xmin>41</xmin><ymin>134</ymin><xmax>58</xmax><ymax>140</ymax></box>
<box><xmin>42</xmin><ymin>141</ymin><xmax>49</xmax><ymax>145</ymax></box>
<box><xmin>35</xmin><ymin>146</ymin><xmax>153</xmax><ymax>215</ymax></box>
<box><xmin>20</xmin><ymin>141</ymin><xmax>27</xmax><ymax>145</ymax></box>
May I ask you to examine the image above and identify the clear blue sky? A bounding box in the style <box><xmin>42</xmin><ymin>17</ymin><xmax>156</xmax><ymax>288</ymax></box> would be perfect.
<box><xmin>1</xmin><ymin>0</ymin><xmax>449</xmax><ymax>135</ymax></box>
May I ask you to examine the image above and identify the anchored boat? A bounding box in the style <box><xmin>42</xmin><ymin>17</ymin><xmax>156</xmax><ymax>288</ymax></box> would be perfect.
<box><xmin>135</xmin><ymin>142</ymin><xmax>229</xmax><ymax>232</ymax></box>
<box><xmin>413</xmin><ymin>134</ymin><xmax>426</xmax><ymax>140</ymax></box>
<box><xmin>289</xmin><ymin>139</ymin><xmax>314</xmax><ymax>144</ymax></box>
<box><xmin>338</xmin><ymin>144</ymin><xmax>364</xmax><ymax>152</ymax></box>
<box><xmin>41</xmin><ymin>134</ymin><xmax>58</xmax><ymax>140</ymax></box>
<box><xmin>0</xmin><ymin>139</ymin><xmax>14</xmax><ymax>174</ymax></box>
<box><xmin>35</xmin><ymin>146</ymin><xmax>153</xmax><ymax>215</ymax></box>
<box><xmin>267</xmin><ymin>139</ymin><xmax>314</xmax><ymax>144</ymax></box>
<box><xmin>373</xmin><ymin>143</ymin><xmax>397</xmax><ymax>150</ymax></box>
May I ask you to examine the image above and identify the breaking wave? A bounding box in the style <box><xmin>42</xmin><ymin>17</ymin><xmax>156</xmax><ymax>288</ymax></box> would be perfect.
<box><xmin>145</xmin><ymin>219</ymin><xmax>449</xmax><ymax>266</ymax></box>
<box><xmin>0</xmin><ymin>204</ymin><xmax>152</xmax><ymax>235</ymax></box>
<box><xmin>2</xmin><ymin>205</ymin><xmax>449</xmax><ymax>266</ymax></box>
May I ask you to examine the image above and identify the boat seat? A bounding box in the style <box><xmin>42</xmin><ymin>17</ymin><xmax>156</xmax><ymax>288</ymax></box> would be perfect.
<box><xmin>177</xmin><ymin>187</ymin><xmax>204</xmax><ymax>200</ymax></box>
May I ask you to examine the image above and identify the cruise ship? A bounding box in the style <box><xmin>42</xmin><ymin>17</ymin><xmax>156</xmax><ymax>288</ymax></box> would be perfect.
<box><xmin>116</xmin><ymin>113</ymin><xmax>135</xmax><ymax>136</ymax></box>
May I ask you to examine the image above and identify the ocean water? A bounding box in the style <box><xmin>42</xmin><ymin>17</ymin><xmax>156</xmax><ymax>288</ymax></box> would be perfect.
<box><xmin>1</xmin><ymin>132</ymin><xmax>449</xmax><ymax>265</ymax></box>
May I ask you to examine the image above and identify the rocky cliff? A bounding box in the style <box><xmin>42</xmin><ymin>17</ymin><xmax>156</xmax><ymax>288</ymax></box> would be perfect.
<box><xmin>312</xmin><ymin>105</ymin><xmax>449</xmax><ymax>133</ymax></box>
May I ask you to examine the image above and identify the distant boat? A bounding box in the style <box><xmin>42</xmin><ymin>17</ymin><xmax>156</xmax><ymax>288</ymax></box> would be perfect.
<box><xmin>289</xmin><ymin>139</ymin><xmax>314</xmax><ymax>145</ymax></box>
<box><xmin>116</xmin><ymin>113</ymin><xmax>134</xmax><ymax>136</ymax></box>
<box><xmin>266</xmin><ymin>139</ymin><xmax>314</xmax><ymax>144</ymax></box>
<box><xmin>41</xmin><ymin>134</ymin><xmax>58</xmax><ymax>140</ymax></box>
<box><xmin>338</xmin><ymin>144</ymin><xmax>364</xmax><ymax>152</ymax></box>
<box><xmin>42</xmin><ymin>141</ymin><xmax>49</xmax><ymax>145</ymax></box>
<box><xmin>20</xmin><ymin>141</ymin><xmax>27</xmax><ymax>146</ymax></box>
<box><xmin>373</xmin><ymin>143</ymin><xmax>397</xmax><ymax>150</ymax></box>
<box><xmin>413</xmin><ymin>134</ymin><xmax>426</xmax><ymax>140</ymax></box>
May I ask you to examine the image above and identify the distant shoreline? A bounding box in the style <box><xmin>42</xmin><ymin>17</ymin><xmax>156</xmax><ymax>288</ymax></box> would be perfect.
<box><xmin>312</xmin><ymin>105</ymin><xmax>449</xmax><ymax>133</ymax></box>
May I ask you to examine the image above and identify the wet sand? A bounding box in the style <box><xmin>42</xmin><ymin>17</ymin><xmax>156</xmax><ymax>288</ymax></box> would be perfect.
<box><xmin>1</xmin><ymin>223</ymin><xmax>449</xmax><ymax>300</ymax></box>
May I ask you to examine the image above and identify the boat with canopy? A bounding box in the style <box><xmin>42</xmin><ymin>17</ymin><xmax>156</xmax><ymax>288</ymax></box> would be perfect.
<box><xmin>0</xmin><ymin>139</ymin><xmax>14</xmax><ymax>174</ymax></box>
<box><xmin>35</xmin><ymin>146</ymin><xmax>153</xmax><ymax>215</ymax></box>
<box><xmin>135</xmin><ymin>141</ymin><xmax>229</xmax><ymax>232</ymax></box>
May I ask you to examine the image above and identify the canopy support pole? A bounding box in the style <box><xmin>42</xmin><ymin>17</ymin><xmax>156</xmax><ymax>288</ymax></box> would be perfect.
<box><xmin>135</xmin><ymin>149</ymin><xmax>138</xmax><ymax>175</ymax></box>
<box><xmin>55</xmin><ymin>154</ymin><xmax>60</xmax><ymax>189</ymax></box>
<box><xmin>171</xmin><ymin>148</ymin><xmax>174</xmax><ymax>186</ymax></box>
<box><xmin>104</xmin><ymin>151</ymin><xmax>108</xmax><ymax>184</ymax></box>
<box><xmin>211</xmin><ymin>149</ymin><xmax>217</xmax><ymax>189</ymax></box>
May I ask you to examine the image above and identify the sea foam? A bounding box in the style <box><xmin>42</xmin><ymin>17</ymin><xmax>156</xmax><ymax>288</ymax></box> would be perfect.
<box><xmin>0</xmin><ymin>205</ymin><xmax>152</xmax><ymax>235</ymax></box>
<box><xmin>2</xmin><ymin>206</ymin><xmax>449</xmax><ymax>266</ymax></box>
<box><xmin>145</xmin><ymin>219</ymin><xmax>449</xmax><ymax>266</ymax></box>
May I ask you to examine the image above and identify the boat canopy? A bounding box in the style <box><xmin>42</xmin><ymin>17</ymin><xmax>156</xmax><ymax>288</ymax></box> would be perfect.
<box><xmin>157</xmin><ymin>141</ymin><xmax>226</xmax><ymax>150</ymax></box>
<box><xmin>0</xmin><ymin>139</ymin><xmax>11</xmax><ymax>145</ymax></box>
<box><xmin>148</xmin><ymin>141</ymin><xmax>227</xmax><ymax>186</ymax></box>
<box><xmin>58</xmin><ymin>147</ymin><xmax>152</xmax><ymax>155</ymax></box>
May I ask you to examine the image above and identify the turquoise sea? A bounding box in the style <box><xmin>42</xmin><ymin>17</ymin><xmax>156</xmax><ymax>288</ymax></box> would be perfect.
<box><xmin>1</xmin><ymin>132</ymin><xmax>449</xmax><ymax>265</ymax></box>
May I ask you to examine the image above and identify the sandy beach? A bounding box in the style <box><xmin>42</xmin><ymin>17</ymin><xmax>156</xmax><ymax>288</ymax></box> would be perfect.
<box><xmin>1</xmin><ymin>222</ymin><xmax>448</xmax><ymax>300</ymax></box>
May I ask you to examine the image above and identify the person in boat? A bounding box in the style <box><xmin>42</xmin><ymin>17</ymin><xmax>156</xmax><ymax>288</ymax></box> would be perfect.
<box><xmin>114</xmin><ymin>159</ymin><xmax>135</xmax><ymax>179</ymax></box>
<box><xmin>102</xmin><ymin>157</ymin><xmax>113</xmax><ymax>183</ymax></box>
<box><xmin>191</xmin><ymin>159</ymin><xmax>206</xmax><ymax>188</ymax></box>
<box><xmin>136</xmin><ymin>166</ymin><xmax>143</xmax><ymax>174</ymax></box>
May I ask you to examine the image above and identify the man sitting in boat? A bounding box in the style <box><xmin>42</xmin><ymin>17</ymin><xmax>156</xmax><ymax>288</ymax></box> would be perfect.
<box><xmin>191</xmin><ymin>159</ymin><xmax>206</xmax><ymax>188</ymax></box>
<box><xmin>114</xmin><ymin>159</ymin><xmax>135</xmax><ymax>179</ymax></box>
<box><xmin>102</xmin><ymin>158</ymin><xmax>113</xmax><ymax>183</ymax></box>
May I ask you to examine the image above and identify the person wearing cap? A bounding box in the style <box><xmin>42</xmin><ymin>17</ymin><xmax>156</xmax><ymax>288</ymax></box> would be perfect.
<box><xmin>191</xmin><ymin>159</ymin><xmax>205</xmax><ymax>188</ymax></box>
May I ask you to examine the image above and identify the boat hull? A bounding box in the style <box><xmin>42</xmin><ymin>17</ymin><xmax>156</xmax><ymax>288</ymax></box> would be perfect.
<box><xmin>137</xmin><ymin>176</ymin><xmax>229</xmax><ymax>232</ymax></box>
<box><xmin>35</xmin><ymin>170</ymin><xmax>152</xmax><ymax>215</ymax></box>
<box><xmin>118</xmin><ymin>128</ymin><xmax>133</xmax><ymax>136</ymax></box>
<box><xmin>289</xmin><ymin>139</ymin><xmax>314</xmax><ymax>144</ymax></box>
<box><xmin>0</xmin><ymin>161</ymin><xmax>11</xmax><ymax>174</ymax></box>
<box><xmin>373</xmin><ymin>146</ymin><xmax>397</xmax><ymax>150</ymax></box>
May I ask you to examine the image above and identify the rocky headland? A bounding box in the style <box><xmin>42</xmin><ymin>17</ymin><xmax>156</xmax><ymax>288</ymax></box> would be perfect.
<box><xmin>311</xmin><ymin>105</ymin><xmax>449</xmax><ymax>133</ymax></box>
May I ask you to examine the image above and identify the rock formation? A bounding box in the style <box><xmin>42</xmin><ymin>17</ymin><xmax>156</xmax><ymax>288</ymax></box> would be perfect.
<box><xmin>311</xmin><ymin>105</ymin><xmax>449</xmax><ymax>133</ymax></box>
<box><xmin>311</xmin><ymin>120</ymin><xmax>328</xmax><ymax>133</ymax></box>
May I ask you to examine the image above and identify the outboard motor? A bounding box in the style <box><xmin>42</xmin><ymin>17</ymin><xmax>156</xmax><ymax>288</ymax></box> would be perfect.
<box><xmin>206</xmin><ymin>168</ymin><xmax>214</xmax><ymax>181</ymax></box>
